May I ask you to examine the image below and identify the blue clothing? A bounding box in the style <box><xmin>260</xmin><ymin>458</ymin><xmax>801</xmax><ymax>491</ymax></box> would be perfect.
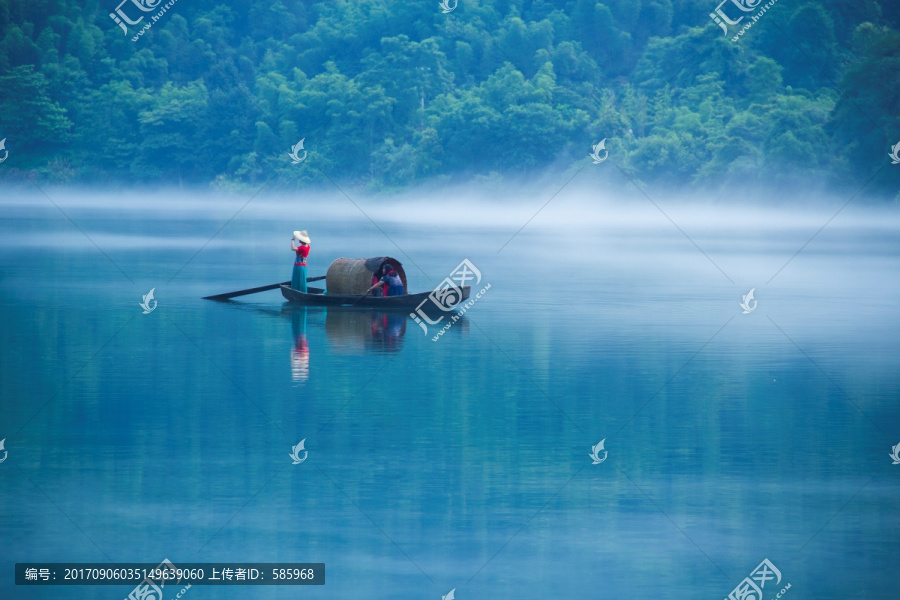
<box><xmin>380</xmin><ymin>272</ymin><xmax>403</xmax><ymax>296</ymax></box>
<box><xmin>292</xmin><ymin>264</ymin><xmax>307</xmax><ymax>292</ymax></box>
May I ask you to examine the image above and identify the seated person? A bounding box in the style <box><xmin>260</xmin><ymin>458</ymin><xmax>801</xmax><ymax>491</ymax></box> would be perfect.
<box><xmin>370</xmin><ymin>264</ymin><xmax>388</xmax><ymax>297</ymax></box>
<box><xmin>365</xmin><ymin>264</ymin><xmax>404</xmax><ymax>296</ymax></box>
<box><xmin>380</xmin><ymin>265</ymin><xmax>404</xmax><ymax>296</ymax></box>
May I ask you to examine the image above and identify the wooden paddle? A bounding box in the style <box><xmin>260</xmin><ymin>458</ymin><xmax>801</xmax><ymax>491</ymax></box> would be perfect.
<box><xmin>349</xmin><ymin>289</ymin><xmax>372</xmax><ymax>307</ymax></box>
<box><xmin>203</xmin><ymin>276</ymin><xmax>326</xmax><ymax>300</ymax></box>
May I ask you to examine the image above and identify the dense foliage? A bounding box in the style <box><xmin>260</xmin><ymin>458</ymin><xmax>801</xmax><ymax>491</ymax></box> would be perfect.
<box><xmin>1</xmin><ymin>0</ymin><xmax>898</xmax><ymax>195</ymax></box>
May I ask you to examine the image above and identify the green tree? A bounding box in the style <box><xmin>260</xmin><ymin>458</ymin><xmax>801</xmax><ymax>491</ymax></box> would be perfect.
<box><xmin>134</xmin><ymin>80</ymin><xmax>209</xmax><ymax>181</ymax></box>
<box><xmin>0</xmin><ymin>65</ymin><xmax>72</xmax><ymax>156</ymax></box>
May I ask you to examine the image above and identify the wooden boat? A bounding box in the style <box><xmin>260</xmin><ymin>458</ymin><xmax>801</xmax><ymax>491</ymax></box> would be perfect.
<box><xmin>280</xmin><ymin>285</ymin><xmax>471</xmax><ymax>308</ymax></box>
<box><xmin>205</xmin><ymin>256</ymin><xmax>474</xmax><ymax>310</ymax></box>
<box><xmin>280</xmin><ymin>256</ymin><xmax>471</xmax><ymax>309</ymax></box>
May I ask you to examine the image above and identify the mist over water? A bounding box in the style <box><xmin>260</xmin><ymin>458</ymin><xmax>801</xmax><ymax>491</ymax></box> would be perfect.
<box><xmin>2</xmin><ymin>187</ymin><xmax>899</xmax><ymax>599</ymax></box>
<box><xmin>4</xmin><ymin>186</ymin><xmax>898</xmax><ymax>314</ymax></box>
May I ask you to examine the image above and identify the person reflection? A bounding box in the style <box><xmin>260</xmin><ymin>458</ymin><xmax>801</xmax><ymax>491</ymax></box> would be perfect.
<box><xmin>291</xmin><ymin>307</ymin><xmax>309</xmax><ymax>382</ymax></box>
<box><xmin>369</xmin><ymin>311</ymin><xmax>406</xmax><ymax>350</ymax></box>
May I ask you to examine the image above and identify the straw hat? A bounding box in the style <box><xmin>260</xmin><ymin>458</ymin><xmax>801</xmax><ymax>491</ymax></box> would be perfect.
<box><xmin>293</xmin><ymin>230</ymin><xmax>310</xmax><ymax>244</ymax></box>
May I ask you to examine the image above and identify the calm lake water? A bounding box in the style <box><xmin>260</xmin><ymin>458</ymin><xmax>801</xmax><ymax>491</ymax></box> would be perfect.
<box><xmin>1</xmin><ymin>189</ymin><xmax>899</xmax><ymax>599</ymax></box>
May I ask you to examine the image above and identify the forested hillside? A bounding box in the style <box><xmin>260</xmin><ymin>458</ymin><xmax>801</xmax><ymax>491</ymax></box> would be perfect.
<box><xmin>1</xmin><ymin>0</ymin><xmax>898</xmax><ymax>195</ymax></box>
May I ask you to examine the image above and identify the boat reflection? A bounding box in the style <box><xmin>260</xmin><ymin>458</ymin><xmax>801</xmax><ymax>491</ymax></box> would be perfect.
<box><xmin>229</xmin><ymin>301</ymin><xmax>469</xmax><ymax>383</ymax></box>
<box><xmin>324</xmin><ymin>308</ymin><xmax>407</xmax><ymax>353</ymax></box>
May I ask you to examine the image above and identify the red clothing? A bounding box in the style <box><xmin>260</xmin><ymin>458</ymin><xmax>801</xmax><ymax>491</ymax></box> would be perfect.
<box><xmin>294</xmin><ymin>244</ymin><xmax>310</xmax><ymax>266</ymax></box>
<box><xmin>371</xmin><ymin>274</ymin><xmax>386</xmax><ymax>296</ymax></box>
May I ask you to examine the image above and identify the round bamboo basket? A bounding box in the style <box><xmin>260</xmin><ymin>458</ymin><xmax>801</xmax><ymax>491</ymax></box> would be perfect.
<box><xmin>325</xmin><ymin>257</ymin><xmax>407</xmax><ymax>295</ymax></box>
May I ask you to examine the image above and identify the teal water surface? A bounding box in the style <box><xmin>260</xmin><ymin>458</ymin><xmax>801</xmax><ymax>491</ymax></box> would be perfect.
<box><xmin>1</xmin><ymin>192</ymin><xmax>899</xmax><ymax>599</ymax></box>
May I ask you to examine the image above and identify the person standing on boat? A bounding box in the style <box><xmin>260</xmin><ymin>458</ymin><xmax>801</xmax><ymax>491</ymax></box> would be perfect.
<box><xmin>291</xmin><ymin>230</ymin><xmax>310</xmax><ymax>292</ymax></box>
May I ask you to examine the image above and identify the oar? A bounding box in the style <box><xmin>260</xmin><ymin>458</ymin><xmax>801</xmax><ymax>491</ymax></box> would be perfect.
<box><xmin>349</xmin><ymin>290</ymin><xmax>371</xmax><ymax>307</ymax></box>
<box><xmin>203</xmin><ymin>276</ymin><xmax>326</xmax><ymax>300</ymax></box>
<box><xmin>349</xmin><ymin>280</ymin><xmax>385</xmax><ymax>307</ymax></box>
